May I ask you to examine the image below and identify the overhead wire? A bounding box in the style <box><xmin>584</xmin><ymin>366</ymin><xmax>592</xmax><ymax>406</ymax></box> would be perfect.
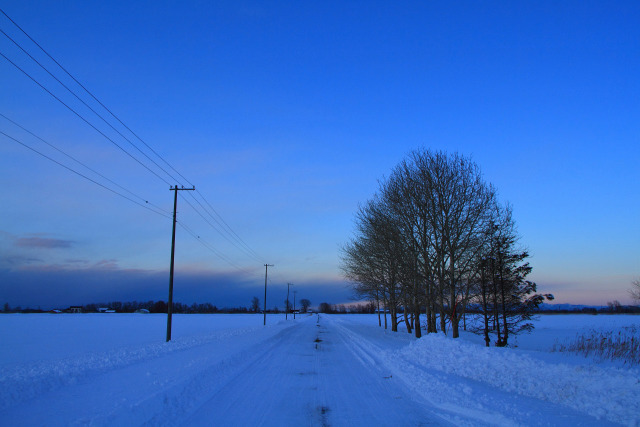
<box><xmin>0</xmin><ymin>27</ymin><xmax>183</xmax><ymax>187</ymax></box>
<box><xmin>1</xmin><ymin>119</ymin><xmax>262</xmax><ymax>276</ymax></box>
<box><xmin>1</xmin><ymin>8</ymin><xmax>267</xmax><ymax>269</ymax></box>
<box><xmin>0</xmin><ymin>50</ymin><xmax>173</xmax><ymax>186</ymax></box>
<box><xmin>194</xmin><ymin>190</ymin><xmax>265</xmax><ymax>262</ymax></box>
<box><xmin>0</xmin><ymin>129</ymin><xmax>170</xmax><ymax>218</ymax></box>
<box><xmin>176</xmin><ymin>221</ymin><xmax>245</xmax><ymax>271</ymax></box>
<box><xmin>184</xmin><ymin>191</ymin><xmax>264</xmax><ymax>263</ymax></box>
<box><xmin>0</xmin><ymin>6</ymin><xmax>194</xmax><ymax>188</ymax></box>
<box><xmin>0</xmin><ymin>112</ymin><xmax>170</xmax><ymax>215</ymax></box>
<box><xmin>178</xmin><ymin>192</ymin><xmax>263</xmax><ymax>263</ymax></box>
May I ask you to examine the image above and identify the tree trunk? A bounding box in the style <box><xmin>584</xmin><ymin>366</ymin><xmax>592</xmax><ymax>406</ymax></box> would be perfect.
<box><xmin>492</xmin><ymin>277</ymin><xmax>502</xmax><ymax>346</ymax></box>
<box><xmin>450</xmin><ymin>287</ymin><xmax>459</xmax><ymax>338</ymax></box>
<box><xmin>383</xmin><ymin>294</ymin><xmax>388</xmax><ymax>329</ymax></box>
<box><xmin>499</xmin><ymin>267</ymin><xmax>509</xmax><ymax>346</ymax></box>
<box><xmin>391</xmin><ymin>308</ymin><xmax>398</xmax><ymax>332</ymax></box>
<box><xmin>376</xmin><ymin>291</ymin><xmax>381</xmax><ymax>327</ymax></box>
<box><xmin>481</xmin><ymin>273</ymin><xmax>491</xmax><ymax>347</ymax></box>
<box><xmin>414</xmin><ymin>294</ymin><xmax>421</xmax><ymax>338</ymax></box>
<box><xmin>450</xmin><ymin>255</ymin><xmax>460</xmax><ymax>339</ymax></box>
<box><xmin>404</xmin><ymin>309</ymin><xmax>412</xmax><ymax>333</ymax></box>
<box><xmin>425</xmin><ymin>284</ymin><xmax>435</xmax><ymax>333</ymax></box>
<box><xmin>463</xmin><ymin>309</ymin><xmax>467</xmax><ymax>331</ymax></box>
<box><xmin>430</xmin><ymin>306</ymin><xmax>437</xmax><ymax>333</ymax></box>
<box><xmin>439</xmin><ymin>291</ymin><xmax>446</xmax><ymax>333</ymax></box>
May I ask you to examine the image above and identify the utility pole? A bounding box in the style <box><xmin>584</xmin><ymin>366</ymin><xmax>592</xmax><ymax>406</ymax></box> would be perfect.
<box><xmin>263</xmin><ymin>264</ymin><xmax>274</xmax><ymax>325</ymax></box>
<box><xmin>166</xmin><ymin>185</ymin><xmax>195</xmax><ymax>342</ymax></box>
<box><xmin>293</xmin><ymin>290</ymin><xmax>297</xmax><ymax>320</ymax></box>
<box><xmin>286</xmin><ymin>283</ymin><xmax>293</xmax><ymax>320</ymax></box>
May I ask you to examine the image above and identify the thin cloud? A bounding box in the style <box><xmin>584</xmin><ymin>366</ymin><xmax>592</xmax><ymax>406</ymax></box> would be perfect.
<box><xmin>0</xmin><ymin>255</ymin><xmax>43</xmax><ymax>267</ymax></box>
<box><xmin>65</xmin><ymin>259</ymin><xmax>90</xmax><ymax>265</ymax></box>
<box><xmin>15</xmin><ymin>237</ymin><xmax>74</xmax><ymax>249</ymax></box>
<box><xmin>93</xmin><ymin>259</ymin><xmax>119</xmax><ymax>270</ymax></box>
<box><xmin>0</xmin><ymin>265</ymin><xmax>355</xmax><ymax>310</ymax></box>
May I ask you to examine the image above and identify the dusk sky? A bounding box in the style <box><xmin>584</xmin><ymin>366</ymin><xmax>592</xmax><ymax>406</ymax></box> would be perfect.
<box><xmin>1</xmin><ymin>1</ymin><xmax>638</xmax><ymax>310</ymax></box>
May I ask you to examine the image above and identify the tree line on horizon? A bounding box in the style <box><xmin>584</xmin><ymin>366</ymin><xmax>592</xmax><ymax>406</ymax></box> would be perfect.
<box><xmin>2</xmin><ymin>300</ymin><xmax>244</xmax><ymax>314</ymax></box>
<box><xmin>341</xmin><ymin>148</ymin><xmax>554</xmax><ymax>347</ymax></box>
<box><xmin>1</xmin><ymin>296</ymin><xmax>317</xmax><ymax>314</ymax></box>
<box><xmin>4</xmin><ymin>300</ymin><xmax>638</xmax><ymax>315</ymax></box>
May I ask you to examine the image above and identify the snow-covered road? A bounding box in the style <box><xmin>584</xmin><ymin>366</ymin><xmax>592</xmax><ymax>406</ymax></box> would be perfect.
<box><xmin>1</xmin><ymin>313</ymin><xmax>635</xmax><ymax>425</ymax></box>
<box><xmin>184</xmin><ymin>314</ymin><xmax>440</xmax><ymax>426</ymax></box>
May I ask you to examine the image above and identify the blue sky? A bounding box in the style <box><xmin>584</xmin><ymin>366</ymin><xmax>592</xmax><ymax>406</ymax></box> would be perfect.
<box><xmin>1</xmin><ymin>1</ymin><xmax>638</xmax><ymax>309</ymax></box>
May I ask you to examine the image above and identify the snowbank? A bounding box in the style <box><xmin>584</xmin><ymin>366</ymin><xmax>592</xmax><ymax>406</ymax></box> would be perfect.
<box><xmin>391</xmin><ymin>330</ymin><xmax>640</xmax><ymax>424</ymax></box>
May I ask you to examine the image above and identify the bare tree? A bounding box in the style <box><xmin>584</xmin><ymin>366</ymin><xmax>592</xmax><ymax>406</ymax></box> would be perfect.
<box><xmin>342</xmin><ymin>197</ymin><xmax>405</xmax><ymax>331</ymax></box>
<box><xmin>410</xmin><ymin>151</ymin><xmax>495</xmax><ymax>338</ymax></box>
<box><xmin>250</xmin><ymin>297</ymin><xmax>260</xmax><ymax>313</ymax></box>
<box><xmin>299</xmin><ymin>299</ymin><xmax>311</xmax><ymax>312</ymax></box>
<box><xmin>629</xmin><ymin>278</ymin><xmax>640</xmax><ymax>304</ymax></box>
<box><xmin>382</xmin><ymin>160</ymin><xmax>430</xmax><ymax>337</ymax></box>
<box><xmin>318</xmin><ymin>302</ymin><xmax>332</xmax><ymax>313</ymax></box>
<box><xmin>342</xmin><ymin>148</ymin><xmax>547</xmax><ymax>342</ymax></box>
<box><xmin>470</xmin><ymin>204</ymin><xmax>553</xmax><ymax>346</ymax></box>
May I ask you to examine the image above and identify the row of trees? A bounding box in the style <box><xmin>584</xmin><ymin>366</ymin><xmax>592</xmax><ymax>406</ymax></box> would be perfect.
<box><xmin>86</xmin><ymin>301</ymin><xmax>225</xmax><ymax>313</ymax></box>
<box><xmin>250</xmin><ymin>296</ymin><xmax>312</xmax><ymax>314</ymax></box>
<box><xmin>317</xmin><ymin>302</ymin><xmax>377</xmax><ymax>314</ymax></box>
<box><xmin>341</xmin><ymin>149</ymin><xmax>553</xmax><ymax>346</ymax></box>
<box><xmin>1</xmin><ymin>301</ymin><xmax>247</xmax><ymax>314</ymax></box>
<box><xmin>630</xmin><ymin>279</ymin><xmax>640</xmax><ymax>303</ymax></box>
<box><xmin>3</xmin><ymin>296</ymin><xmax>319</xmax><ymax>314</ymax></box>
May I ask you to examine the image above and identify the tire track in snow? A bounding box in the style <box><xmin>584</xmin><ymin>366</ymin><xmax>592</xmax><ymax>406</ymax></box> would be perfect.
<box><xmin>181</xmin><ymin>314</ymin><xmax>446</xmax><ymax>426</ymax></box>
<box><xmin>329</xmin><ymin>318</ymin><xmax>616</xmax><ymax>426</ymax></box>
<box><xmin>0</xmin><ymin>322</ymin><xmax>297</xmax><ymax>425</ymax></box>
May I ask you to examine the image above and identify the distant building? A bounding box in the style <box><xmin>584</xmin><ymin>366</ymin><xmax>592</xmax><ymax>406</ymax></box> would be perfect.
<box><xmin>135</xmin><ymin>309</ymin><xmax>150</xmax><ymax>314</ymax></box>
<box><xmin>68</xmin><ymin>306</ymin><xmax>83</xmax><ymax>313</ymax></box>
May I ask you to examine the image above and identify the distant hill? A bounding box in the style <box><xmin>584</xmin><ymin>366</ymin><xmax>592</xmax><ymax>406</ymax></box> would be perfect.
<box><xmin>538</xmin><ymin>303</ymin><xmax>599</xmax><ymax>311</ymax></box>
<box><xmin>537</xmin><ymin>303</ymin><xmax>638</xmax><ymax>313</ymax></box>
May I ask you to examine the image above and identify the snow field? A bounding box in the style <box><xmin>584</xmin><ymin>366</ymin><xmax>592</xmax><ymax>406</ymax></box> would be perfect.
<box><xmin>395</xmin><ymin>333</ymin><xmax>637</xmax><ymax>424</ymax></box>
<box><xmin>0</xmin><ymin>315</ymin><xmax>284</xmax><ymax>413</ymax></box>
<box><xmin>0</xmin><ymin>313</ymin><xmax>638</xmax><ymax>425</ymax></box>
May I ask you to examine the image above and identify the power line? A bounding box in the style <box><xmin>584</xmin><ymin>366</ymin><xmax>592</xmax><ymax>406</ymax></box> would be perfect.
<box><xmin>1</xmin><ymin>47</ymin><xmax>265</xmax><ymax>266</ymax></box>
<box><xmin>0</xmin><ymin>50</ymin><xmax>172</xmax><ymax>186</ymax></box>
<box><xmin>179</xmin><ymin>192</ymin><xmax>265</xmax><ymax>264</ymax></box>
<box><xmin>0</xmin><ymin>112</ymin><xmax>169</xmax><ymax>215</ymax></box>
<box><xmin>0</xmin><ymin>27</ymin><xmax>182</xmax><ymax>186</ymax></box>
<box><xmin>0</xmin><ymin>129</ymin><xmax>170</xmax><ymax>218</ymax></box>
<box><xmin>176</xmin><ymin>221</ymin><xmax>245</xmax><ymax>271</ymax></box>
<box><xmin>195</xmin><ymin>190</ymin><xmax>265</xmax><ymax>262</ymax></box>
<box><xmin>1</xmin><ymin>7</ymin><xmax>266</xmax><ymax>267</ymax></box>
<box><xmin>0</xmin><ymin>6</ymin><xmax>194</xmax><ymax>188</ymax></box>
<box><xmin>184</xmin><ymin>191</ymin><xmax>264</xmax><ymax>263</ymax></box>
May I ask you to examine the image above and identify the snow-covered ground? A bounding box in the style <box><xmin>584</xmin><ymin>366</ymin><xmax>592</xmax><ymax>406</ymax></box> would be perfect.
<box><xmin>0</xmin><ymin>313</ymin><xmax>638</xmax><ymax>425</ymax></box>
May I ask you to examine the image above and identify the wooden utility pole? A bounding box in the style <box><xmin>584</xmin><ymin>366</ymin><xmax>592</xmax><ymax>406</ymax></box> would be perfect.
<box><xmin>286</xmin><ymin>283</ymin><xmax>293</xmax><ymax>320</ymax></box>
<box><xmin>167</xmin><ymin>185</ymin><xmax>195</xmax><ymax>342</ymax></box>
<box><xmin>263</xmin><ymin>264</ymin><xmax>274</xmax><ymax>325</ymax></box>
<box><xmin>293</xmin><ymin>290</ymin><xmax>297</xmax><ymax>320</ymax></box>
